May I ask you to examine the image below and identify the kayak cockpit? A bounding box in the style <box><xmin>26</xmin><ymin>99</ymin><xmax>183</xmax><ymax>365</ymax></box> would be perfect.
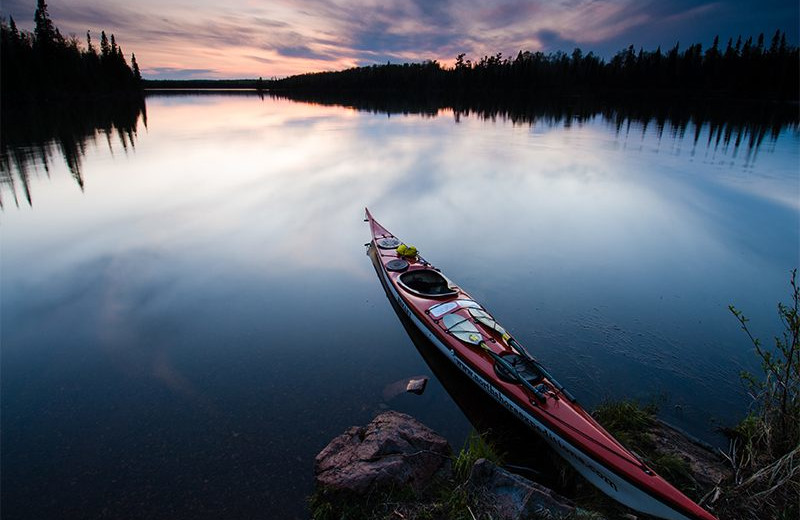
<box><xmin>493</xmin><ymin>353</ymin><xmax>544</xmax><ymax>386</ymax></box>
<box><xmin>397</xmin><ymin>269</ymin><xmax>458</xmax><ymax>298</ymax></box>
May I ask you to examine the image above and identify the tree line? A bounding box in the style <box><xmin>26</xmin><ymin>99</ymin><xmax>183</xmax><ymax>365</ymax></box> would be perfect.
<box><xmin>271</xmin><ymin>31</ymin><xmax>798</xmax><ymax>101</ymax></box>
<box><xmin>1</xmin><ymin>0</ymin><xmax>142</xmax><ymax>102</ymax></box>
<box><xmin>143</xmin><ymin>79</ymin><xmax>265</xmax><ymax>90</ymax></box>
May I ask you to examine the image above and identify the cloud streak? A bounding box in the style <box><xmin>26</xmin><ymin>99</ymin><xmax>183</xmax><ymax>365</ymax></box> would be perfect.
<box><xmin>1</xmin><ymin>0</ymin><xmax>796</xmax><ymax>79</ymax></box>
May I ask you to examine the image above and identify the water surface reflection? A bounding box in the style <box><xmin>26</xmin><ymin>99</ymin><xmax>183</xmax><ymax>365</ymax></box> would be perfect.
<box><xmin>1</xmin><ymin>92</ymin><xmax>797</xmax><ymax>519</ymax></box>
<box><xmin>2</xmin><ymin>92</ymin><xmax>796</xmax><ymax>207</ymax></box>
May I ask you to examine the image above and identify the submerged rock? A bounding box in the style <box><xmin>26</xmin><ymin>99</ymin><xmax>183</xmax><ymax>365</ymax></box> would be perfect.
<box><xmin>314</xmin><ymin>410</ymin><xmax>452</xmax><ymax>495</ymax></box>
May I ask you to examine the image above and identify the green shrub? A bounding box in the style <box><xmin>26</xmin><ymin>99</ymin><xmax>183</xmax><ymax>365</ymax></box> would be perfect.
<box><xmin>719</xmin><ymin>268</ymin><xmax>800</xmax><ymax>519</ymax></box>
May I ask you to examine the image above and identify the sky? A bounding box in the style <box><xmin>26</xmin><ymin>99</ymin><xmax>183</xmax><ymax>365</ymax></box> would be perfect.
<box><xmin>2</xmin><ymin>0</ymin><xmax>798</xmax><ymax>80</ymax></box>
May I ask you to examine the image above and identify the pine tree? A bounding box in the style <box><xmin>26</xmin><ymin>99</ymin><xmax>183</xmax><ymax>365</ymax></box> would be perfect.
<box><xmin>9</xmin><ymin>16</ymin><xmax>19</xmax><ymax>42</ymax></box>
<box><xmin>33</xmin><ymin>0</ymin><xmax>56</xmax><ymax>48</ymax></box>
<box><xmin>131</xmin><ymin>53</ymin><xmax>141</xmax><ymax>81</ymax></box>
<box><xmin>86</xmin><ymin>30</ymin><xmax>96</xmax><ymax>56</ymax></box>
<box><xmin>100</xmin><ymin>31</ymin><xmax>110</xmax><ymax>59</ymax></box>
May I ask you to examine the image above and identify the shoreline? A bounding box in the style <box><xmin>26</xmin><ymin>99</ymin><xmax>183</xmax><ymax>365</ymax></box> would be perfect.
<box><xmin>311</xmin><ymin>407</ymin><xmax>731</xmax><ymax>520</ymax></box>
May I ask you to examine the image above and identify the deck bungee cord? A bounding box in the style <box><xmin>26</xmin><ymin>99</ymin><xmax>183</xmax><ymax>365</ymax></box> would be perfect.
<box><xmin>438</xmin><ymin>307</ymin><xmax>654</xmax><ymax>475</ymax></box>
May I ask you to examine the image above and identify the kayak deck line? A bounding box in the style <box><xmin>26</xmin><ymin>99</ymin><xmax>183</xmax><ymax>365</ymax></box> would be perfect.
<box><xmin>364</xmin><ymin>208</ymin><xmax>719</xmax><ymax>520</ymax></box>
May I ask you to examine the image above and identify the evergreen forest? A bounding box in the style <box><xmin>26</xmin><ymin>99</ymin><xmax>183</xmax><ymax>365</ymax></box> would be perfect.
<box><xmin>272</xmin><ymin>32</ymin><xmax>799</xmax><ymax>101</ymax></box>
<box><xmin>0</xmin><ymin>0</ymin><xmax>142</xmax><ymax>102</ymax></box>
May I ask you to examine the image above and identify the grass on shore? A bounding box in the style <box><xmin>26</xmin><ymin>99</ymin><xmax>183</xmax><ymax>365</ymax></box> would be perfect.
<box><xmin>591</xmin><ymin>400</ymin><xmax>699</xmax><ymax>496</ymax></box>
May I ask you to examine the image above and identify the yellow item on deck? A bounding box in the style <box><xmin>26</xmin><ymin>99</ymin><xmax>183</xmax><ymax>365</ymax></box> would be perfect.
<box><xmin>396</xmin><ymin>244</ymin><xmax>418</xmax><ymax>258</ymax></box>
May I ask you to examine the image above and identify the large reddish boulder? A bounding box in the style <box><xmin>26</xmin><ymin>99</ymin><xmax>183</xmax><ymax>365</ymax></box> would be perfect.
<box><xmin>314</xmin><ymin>411</ymin><xmax>452</xmax><ymax>494</ymax></box>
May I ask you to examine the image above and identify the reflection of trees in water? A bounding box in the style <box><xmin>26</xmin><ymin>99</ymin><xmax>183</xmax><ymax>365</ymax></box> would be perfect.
<box><xmin>0</xmin><ymin>93</ymin><xmax>146</xmax><ymax>207</ymax></box>
<box><xmin>273</xmin><ymin>91</ymin><xmax>798</xmax><ymax>167</ymax></box>
<box><xmin>2</xmin><ymin>91</ymin><xmax>795</xmax><ymax>207</ymax></box>
<box><xmin>595</xmin><ymin>101</ymin><xmax>793</xmax><ymax>167</ymax></box>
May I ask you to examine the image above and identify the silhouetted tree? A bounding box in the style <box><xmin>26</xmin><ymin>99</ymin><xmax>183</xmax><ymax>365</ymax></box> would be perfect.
<box><xmin>86</xmin><ymin>30</ymin><xmax>95</xmax><ymax>55</ymax></box>
<box><xmin>131</xmin><ymin>53</ymin><xmax>141</xmax><ymax>81</ymax></box>
<box><xmin>100</xmin><ymin>30</ymin><xmax>110</xmax><ymax>59</ymax></box>
<box><xmin>33</xmin><ymin>0</ymin><xmax>56</xmax><ymax>50</ymax></box>
<box><xmin>9</xmin><ymin>16</ymin><xmax>19</xmax><ymax>40</ymax></box>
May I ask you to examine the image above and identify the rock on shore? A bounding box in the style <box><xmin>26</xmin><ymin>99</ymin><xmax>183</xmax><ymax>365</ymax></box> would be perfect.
<box><xmin>650</xmin><ymin>419</ymin><xmax>732</xmax><ymax>489</ymax></box>
<box><xmin>467</xmin><ymin>458</ymin><xmax>578</xmax><ymax>519</ymax></box>
<box><xmin>313</xmin><ymin>411</ymin><xmax>582</xmax><ymax>519</ymax></box>
<box><xmin>314</xmin><ymin>411</ymin><xmax>452</xmax><ymax>494</ymax></box>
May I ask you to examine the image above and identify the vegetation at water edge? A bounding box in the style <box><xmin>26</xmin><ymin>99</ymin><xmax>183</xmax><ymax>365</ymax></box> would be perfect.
<box><xmin>591</xmin><ymin>401</ymin><xmax>699</xmax><ymax>496</ymax></box>
<box><xmin>718</xmin><ymin>269</ymin><xmax>800</xmax><ymax>519</ymax></box>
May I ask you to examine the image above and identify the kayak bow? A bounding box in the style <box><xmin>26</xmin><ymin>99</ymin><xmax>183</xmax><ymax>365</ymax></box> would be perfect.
<box><xmin>365</xmin><ymin>208</ymin><xmax>718</xmax><ymax>520</ymax></box>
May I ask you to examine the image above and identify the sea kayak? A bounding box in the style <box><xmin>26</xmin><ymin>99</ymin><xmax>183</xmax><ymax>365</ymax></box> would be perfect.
<box><xmin>365</xmin><ymin>208</ymin><xmax>718</xmax><ymax>520</ymax></box>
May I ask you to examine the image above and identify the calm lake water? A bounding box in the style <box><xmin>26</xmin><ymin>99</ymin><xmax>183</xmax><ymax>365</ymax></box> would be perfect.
<box><xmin>2</xmin><ymin>92</ymin><xmax>798</xmax><ymax>519</ymax></box>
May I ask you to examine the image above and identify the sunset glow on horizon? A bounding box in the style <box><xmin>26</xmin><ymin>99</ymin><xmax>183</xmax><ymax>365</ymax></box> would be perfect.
<box><xmin>2</xmin><ymin>0</ymin><xmax>797</xmax><ymax>79</ymax></box>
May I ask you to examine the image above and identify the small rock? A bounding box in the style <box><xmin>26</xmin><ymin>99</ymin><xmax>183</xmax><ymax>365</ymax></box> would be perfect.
<box><xmin>382</xmin><ymin>375</ymin><xmax>428</xmax><ymax>400</ymax></box>
<box><xmin>314</xmin><ymin>411</ymin><xmax>452</xmax><ymax>495</ymax></box>
<box><xmin>406</xmin><ymin>377</ymin><xmax>428</xmax><ymax>395</ymax></box>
